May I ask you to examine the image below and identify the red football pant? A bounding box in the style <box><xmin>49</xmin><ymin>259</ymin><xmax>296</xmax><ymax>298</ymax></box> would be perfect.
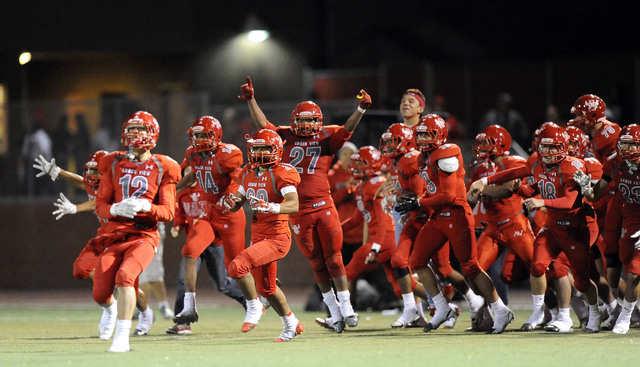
<box><xmin>228</xmin><ymin>233</ymin><xmax>291</xmax><ymax>297</ymax></box>
<box><xmin>92</xmin><ymin>235</ymin><xmax>157</xmax><ymax>304</ymax></box>
<box><xmin>290</xmin><ymin>205</ymin><xmax>345</xmax><ymax>284</ymax></box>
<box><xmin>181</xmin><ymin>209</ymin><xmax>246</xmax><ymax>270</ymax></box>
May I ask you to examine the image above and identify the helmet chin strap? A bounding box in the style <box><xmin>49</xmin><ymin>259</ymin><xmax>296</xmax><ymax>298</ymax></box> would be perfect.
<box><xmin>125</xmin><ymin>144</ymin><xmax>135</xmax><ymax>160</ymax></box>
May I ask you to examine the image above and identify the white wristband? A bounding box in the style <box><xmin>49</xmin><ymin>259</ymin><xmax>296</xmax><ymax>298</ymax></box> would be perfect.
<box><xmin>370</xmin><ymin>242</ymin><xmax>381</xmax><ymax>253</ymax></box>
<box><xmin>270</xmin><ymin>203</ymin><xmax>281</xmax><ymax>214</ymax></box>
<box><xmin>481</xmin><ymin>177</ymin><xmax>488</xmax><ymax>185</ymax></box>
<box><xmin>357</xmin><ymin>106</ymin><xmax>366</xmax><ymax>113</ymax></box>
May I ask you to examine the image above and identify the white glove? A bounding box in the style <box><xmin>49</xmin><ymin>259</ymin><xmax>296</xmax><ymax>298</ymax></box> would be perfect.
<box><xmin>33</xmin><ymin>154</ymin><xmax>61</xmax><ymax>181</ymax></box>
<box><xmin>631</xmin><ymin>229</ymin><xmax>640</xmax><ymax>250</ymax></box>
<box><xmin>110</xmin><ymin>198</ymin><xmax>138</xmax><ymax>219</ymax></box>
<box><xmin>52</xmin><ymin>193</ymin><xmax>77</xmax><ymax>220</ymax></box>
<box><xmin>249</xmin><ymin>196</ymin><xmax>280</xmax><ymax>214</ymax></box>
<box><xmin>217</xmin><ymin>192</ymin><xmax>240</xmax><ymax>212</ymax></box>
<box><xmin>572</xmin><ymin>170</ymin><xmax>592</xmax><ymax>195</ymax></box>
<box><xmin>128</xmin><ymin>198</ymin><xmax>152</xmax><ymax>213</ymax></box>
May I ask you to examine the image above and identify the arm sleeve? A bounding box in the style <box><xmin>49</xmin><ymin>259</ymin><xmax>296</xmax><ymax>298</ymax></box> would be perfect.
<box><xmin>95</xmin><ymin>164</ymin><xmax>116</xmax><ymax>219</ymax></box>
<box><xmin>485</xmin><ymin>165</ymin><xmax>531</xmax><ymax>185</ymax></box>
<box><xmin>264</xmin><ymin>121</ymin><xmax>278</xmax><ymax>131</ymax></box>
<box><xmin>418</xmin><ymin>170</ymin><xmax>457</xmax><ymax>207</ymax></box>
<box><xmin>329</xmin><ymin>127</ymin><xmax>354</xmax><ymax>155</ymax></box>
<box><xmin>542</xmin><ymin>183</ymin><xmax>580</xmax><ymax>209</ymax></box>
<box><xmin>173</xmin><ymin>200</ymin><xmax>187</xmax><ymax>227</ymax></box>
<box><xmin>371</xmin><ymin>197</ymin><xmax>389</xmax><ymax>244</ymax></box>
<box><xmin>147</xmin><ymin>181</ymin><xmax>177</xmax><ymax>222</ymax></box>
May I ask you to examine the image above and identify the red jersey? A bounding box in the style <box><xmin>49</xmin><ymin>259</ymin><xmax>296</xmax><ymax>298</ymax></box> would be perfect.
<box><xmin>603</xmin><ymin>153</ymin><xmax>640</xmax><ymax>217</ymax></box>
<box><xmin>328</xmin><ymin>163</ymin><xmax>362</xmax><ymax>244</ymax></box>
<box><xmin>590</xmin><ymin>121</ymin><xmax>621</xmax><ymax>163</ymax></box>
<box><xmin>174</xmin><ymin>185</ymin><xmax>208</xmax><ymax>236</ymax></box>
<box><xmin>482</xmin><ymin>155</ymin><xmax>528</xmax><ymax>224</ymax></box>
<box><xmin>417</xmin><ymin>143</ymin><xmax>471</xmax><ymax>215</ymax></box>
<box><xmin>85</xmin><ymin>183</ymin><xmax>109</xmax><ymax>235</ymax></box>
<box><xmin>95</xmin><ymin>151</ymin><xmax>181</xmax><ymax>240</ymax></box>
<box><xmin>390</xmin><ymin>149</ymin><xmax>425</xmax><ymax>194</ymax></box>
<box><xmin>239</xmin><ymin>163</ymin><xmax>301</xmax><ymax>237</ymax></box>
<box><xmin>343</xmin><ymin>175</ymin><xmax>395</xmax><ymax>245</ymax></box>
<box><xmin>265</xmin><ymin>122</ymin><xmax>352</xmax><ymax>212</ymax></box>
<box><xmin>185</xmin><ymin>143</ymin><xmax>242</xmax><ymax>210</ymax></box>
<box><xmin>468</xmin><ymin>158</ymin><xmax>492</xmax><ymax>228</ymax></box>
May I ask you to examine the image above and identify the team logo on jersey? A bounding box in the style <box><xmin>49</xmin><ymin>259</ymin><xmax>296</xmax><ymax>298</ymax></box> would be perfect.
<box><xmin>145</xmin><ymin>164</ymin><xmax>154</xmax><ymax>170</ymax></box>
<box><xmin>513</xmin><ymin>230</ymin><xmax>523</xmax><ymax>237</ymax></box>
<box><xmin>190</xmin><ymin>192</ymin><xmax>200</xmax><ymax>202</ymax></box>
<box><xmin>291</xmin><ymin>224</ymin><xmax>301</xmax><ymax>235</ymax></box>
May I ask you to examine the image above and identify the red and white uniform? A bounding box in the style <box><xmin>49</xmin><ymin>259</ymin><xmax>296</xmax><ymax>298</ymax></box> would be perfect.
<box><xmin>72</xmin><ymin>184</ymin><xmax>109</xmax><ymax>280</ymax></box>
<box><xmin>265</xmin><ymin>121</ymin><xmax>352</xmax><ymax>284</ymax></box>
<box><xmin>92</xmin><ymin>151</ymin><xmax>181</xmax><ymax>304</ymax></box>
<box><xmin>603</xmin><ymin>154</ymin><xmax>640</xmax><ymax>275</ymax></box>
<box><xmin>183</xmin><ymin>144</ymin><xmax>247</xmax><ymax>269</ymax></box>
<box><xmin>328</xmin><ymin>163</ymin><xmax>362</xmax><ymax>245</ymax></box>
<box><xmin>475</xmin><ymin>155</ymin><xmax>535</xmax><ymax>282</ymax></box>
<box><xmin>227</xmin><ymin>163</ymin><xmax>301</xmax><ymax>297</ymax></box>
<box><xmin>485</xmin><ymin>153</ymin><xmax>598</xmax><ymax>292</ymax></box>
<box><xmin>409</xmin><ymin>143</ymin><xmax>483</xmax><ymax>279</ymax></box>
<box><xmin>389</xmin><ymin>150</ymin><xmax>453</xmax><ymax>279</ymax></box>
<box><xmin>342</xmin><ymin>175</ymin><xmax>409</xmax><ymax>297</ymax></box>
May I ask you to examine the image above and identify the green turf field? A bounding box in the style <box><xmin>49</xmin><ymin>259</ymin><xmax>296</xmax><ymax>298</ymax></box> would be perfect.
<box><xmin>1</xmin><ymin>306</ymin><xmax>639</xmax><ymax>367</ymax></box>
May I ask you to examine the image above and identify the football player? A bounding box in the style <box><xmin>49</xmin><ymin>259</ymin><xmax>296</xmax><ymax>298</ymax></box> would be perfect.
<box><xmin>92</xmin><ymin>111</ymin><xmax>181</xmax><ymax>351</ymax></box>
<box><xmin>240</xmin><ymin>76</ymin><xmax>370</xmax><ymax>333</ymax></box>
<box><xmin>221</xmin><ymin>129</ymin><xmax>304</xmax><ymax>342</ymax></box>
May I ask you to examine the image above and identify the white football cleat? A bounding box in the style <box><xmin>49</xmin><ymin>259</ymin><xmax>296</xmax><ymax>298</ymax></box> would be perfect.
<box><xmin>544</xmin><ymin>318</ymin><xmax>573</xmax><ymax>333</ymax></box>
<box><xmin>601</xmin><ymin>304</ymin><xmax>621</xmax><ymax>331</ymax></box>
<box><xmin>520</xmin><ymin>308</ymin><xmax>545</xmax><ymax>331</ymax></box>
<box><xmin>391</xmin><ymin>307</ymin><xmax>421</xmax><ymax>328</ymax></box>
<box><xmin>133</xmin><ymin>307</ymin><xmax>155</xmax><ymax>336</ymax></box>
<box><xmin>159</xmin><ymin>304</ymin><xmax>174</xmax><ymax>320</ymax></box>
<box><xmin>489</xmin><ymin>309</ymin><xmax>515</xmax><ymax>334</ymax></box>
<box><xmin>612</xmin><ymin>320</ymin><xmax>630</xmax><ymax>334</ymax></box>
<box><xmin>108</xmin><ymin>343</ymin><xmax>131</xmax><ymax>352</ymax></box>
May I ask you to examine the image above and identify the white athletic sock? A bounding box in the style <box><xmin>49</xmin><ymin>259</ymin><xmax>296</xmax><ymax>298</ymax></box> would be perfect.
<box><xmin>402</xmin><ymin>293</ymin><xmax>416</xmax><ymax>309</ymax></box>
<box><xmin>104</xmin><ymin>300</ymin><xmax>117</xmax><ymax>315</ymax></box>
<box><xmin>184</xmin><ymin>292</ymin><xmax>196</xmax><ymax>311</ymax></box>
<box><xmin>432</xmin><ymin>293</ymin><xmax>448</xmax><ymax>310</ymax></box>
<box><xmin>490</xmin><ymin>297</ymin><xmax>508</xmax><ymax>315</ymax></box>
<box><xmin>112</xmin><ymin>319</ymin><xmax>132</xmax><ymax>347</ymax></box>
<box><xmin>558</xmin><ymin>307</ymin><xmax>571</xmax><ymax>321</ymax></box>
<box><xmin>281</xmin><ymin>311</ymin><xmax>298</xmax><ymax>329</ymax></box>
<box><xmin>607</xmin><ymin>299</ymin><xmax>619</xmax><ymax>311</ymax></box>
<box><xmin>322</xmin><ymin>291</ymin><xmax>342</xmax><ymax>321</ymax></box>
<box><xmin>618</xmin><ymin>299</ymin><xmax>636</xmax><ymax>324</ymax></box>
<box><xmin>532</xmin><ymin>294</ymin><xmax>544</xmax><ymax>310</ymax></box>
<box><xmin>336</xmin><ymin>290</ymin><xmax>355</xmax><ymax>317</ymax></box>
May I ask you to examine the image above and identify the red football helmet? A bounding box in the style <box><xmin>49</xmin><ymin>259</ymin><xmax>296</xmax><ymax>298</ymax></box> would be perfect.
<box><xmin>350</xmin><ymin>146</ymin><xmax>382</xmax><ymax>179</ymax></box>
<box><xmin>415</xmin><ymin>114</ymin><xmax>448</xmax><ymax>152</ymax></box>
<box><xmin>531</xmin><ymin>122</ymin><xmax>555</xmax><ymax>154</ymax></box>
<box><xmin>537</xmin><ymin>122</ymin><xmax>569</xmax><ymax>164</ymax></box>
<box><xmin>187</xmin><ymin>116</ymin><xmax>223</xmax><ymax>152</ymax></box>
<box><xmin>291</xmin><ymin>101</ymin><xmax>323</xmax><ymax>136</ymax></box>
<box><xmin>617</xmin><ymin>124</ymin><xmax>640</xmax><ymax>163</ymax></box>
<box><xmin>247</xmin><ymin>129</ymin><xmax>284</xmax><ymax>166</ymax></box>
<box><xmin>565</xmin><ymin>125</ymin><xmax>590</xmax><ymax>158</ymax></box>
<box><xmin>570</xmin><ymin>94</ymin><xmax>606</xmax><ymax>130</ymax></box>
<box><xmin>379</xmin><ymin>123</ymin><xmax>415</xmax><ymax>157</ymax></box>
<box><xmin>83</xmin><ymin>150</ymin><xmax>108</xmax><ymax>187</ymax></box>
<box><xmin>473</xmin><ymin>125</ymin><xmax>511</xmax><ymax>158</ymax></box>
<box><xmin>121</xmin><ymin>111</ymin><xmax>160</xmax><ymax>149</ymax></box>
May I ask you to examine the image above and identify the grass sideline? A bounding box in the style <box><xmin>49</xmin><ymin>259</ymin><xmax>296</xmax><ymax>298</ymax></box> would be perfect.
<box><xmin>1</xmin><ymin>305</ymin><xmax>639</xmax><ymax>367</ymax></box>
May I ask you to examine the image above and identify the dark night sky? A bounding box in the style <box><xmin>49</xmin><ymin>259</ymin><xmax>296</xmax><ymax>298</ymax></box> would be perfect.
<box><xmin>1</xmin><ymin>0</ymin><xmax>638</xmax><ymax>67</ymax></box>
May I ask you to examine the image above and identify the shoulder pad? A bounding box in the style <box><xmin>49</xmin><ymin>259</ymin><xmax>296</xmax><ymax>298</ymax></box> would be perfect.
<box><xmin>438</xmin><ymin>156</ymin><xmax>459</xmax><ymax>173</ymax></box>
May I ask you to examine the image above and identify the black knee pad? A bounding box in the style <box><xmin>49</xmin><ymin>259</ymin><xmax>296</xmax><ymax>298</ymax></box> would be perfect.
<box><xmin>605</xmin><ymin>253</ymin><xmax>621</xmax><ymax>268</ymax></box>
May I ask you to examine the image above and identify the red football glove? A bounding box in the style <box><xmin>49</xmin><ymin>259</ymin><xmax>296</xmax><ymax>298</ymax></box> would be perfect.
<box><xmin>357</xmin><ymin>89</ymin><xmax>371</xmax><ymax>109</ymax></box>
<box><xmin>239</xmin><ymin>76</ymin><xmax>254</xmax><ymax>100</ymax></box>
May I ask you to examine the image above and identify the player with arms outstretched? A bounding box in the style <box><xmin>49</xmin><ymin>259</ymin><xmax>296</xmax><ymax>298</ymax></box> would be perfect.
<box><xmin>239</xmin><ymin>77</ymin><xmax>370</xmax><ymax>332</ymax></box>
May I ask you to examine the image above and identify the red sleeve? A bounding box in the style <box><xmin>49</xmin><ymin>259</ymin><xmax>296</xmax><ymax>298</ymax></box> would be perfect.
<box><xmin>371</xmin><ymin>197</ymin><xmax>389</xmax><ymax>244</ymax></box>
<box><xmin>418</xmin><ymin>170</ymin><xmax>457</xmax><ymax>207</ymax></box>
<box><xmin>517</xmin><ymin>183</ymin><xmax>539</xmax><ymax>198</ymax></box>
<box><xmin>95</xmin><ymin>154</ymin><xmax>117</xmax><ymax>219</ymax></box>
<box><xmin>276</xmin><ymin>164</ymin><xmax>301</xmax><ymax>192</ymax></box>
<box><xmin>485</xmin><ymin>165</ymin><xmax>531</xmax><ymax>185</ymax></box>
<box><xmin>542</xmin><ymin>183</ymin><xmax>580</xmax><ymax>209</ymax></box>
<box><xmin>173</xmin><ymin>199</ymin><xmax>187</xmax><ymax>227</ymax></box>
<box><xmin>328</xmin><ymin>126</ymin><xmax>353</xmax><ymax>155</ymax></box>
<box><xmin>341</xmin><ymin>207</ymin><xmax>364</xmax><ymax>232</ymax></box>
<box><xmin>265</xmin><ymin>121</ymin><xmax>278</xmax><ymax>131</ymax></box>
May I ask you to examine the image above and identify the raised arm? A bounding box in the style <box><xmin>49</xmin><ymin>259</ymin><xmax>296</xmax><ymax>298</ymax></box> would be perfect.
<box><xmin>239</xmin><ymin>76</ymin><xmax>268</xmax><ymax>129</ymax></box>
<box><xmin>343</xmin><ymin>90</ymin><xmax>371</xmax><ymax>132</ymax></box>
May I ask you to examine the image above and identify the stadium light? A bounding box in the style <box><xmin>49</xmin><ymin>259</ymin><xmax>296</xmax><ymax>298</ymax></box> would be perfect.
<box><xmin>244</xmin><ymin>14</ymin><xmax>270</xmax><ymax>43</ymax></box>
<box><xmin>19</xmin><ymin>52</ymin><xmax>32</xmax><ymax>65</ymax></box>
